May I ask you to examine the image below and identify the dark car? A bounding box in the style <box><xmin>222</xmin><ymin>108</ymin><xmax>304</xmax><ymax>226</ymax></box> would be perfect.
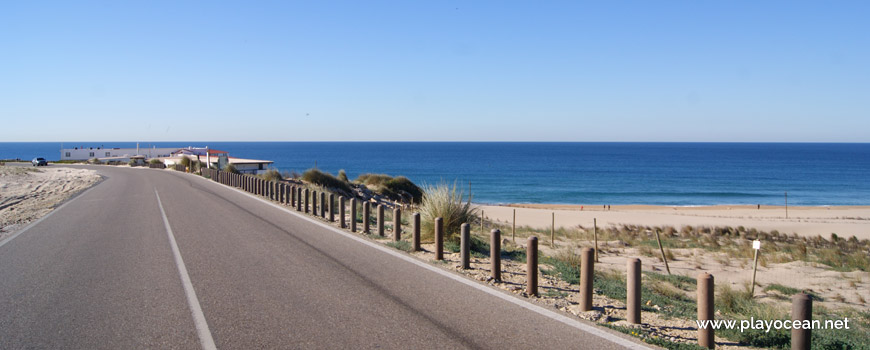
<box><xmin>32</xmin><ymin>157</ymin><xmax>47</xmax><ymax>166</ymax></box>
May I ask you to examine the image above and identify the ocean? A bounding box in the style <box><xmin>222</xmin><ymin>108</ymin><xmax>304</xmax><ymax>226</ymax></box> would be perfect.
<box><xmin>2</xmin><ymin>142</ymin><xmax>868</xmax><ymax>206</ymax></box>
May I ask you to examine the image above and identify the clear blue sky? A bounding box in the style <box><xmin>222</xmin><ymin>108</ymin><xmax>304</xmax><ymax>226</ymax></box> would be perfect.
<box><xmin>2</xmin><ymin>1</ymin><xmax>868</xmax><ymax>142</ymax></box>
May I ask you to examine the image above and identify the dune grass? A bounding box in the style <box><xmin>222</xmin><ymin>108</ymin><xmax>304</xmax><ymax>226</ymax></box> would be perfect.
<box><xmin>418</xmin><ymin>181</ymin><xmax>477</xmax><ymax>243</ymax></box>
<box><xmin>355</xmin><ymin>173</ymin><xmax>423</xmax><ymax>204</ymax></box>
<box><xmin>302</xmin><ymin>168</ymin><xmax>352</xmax><ymax>195</ymax></box>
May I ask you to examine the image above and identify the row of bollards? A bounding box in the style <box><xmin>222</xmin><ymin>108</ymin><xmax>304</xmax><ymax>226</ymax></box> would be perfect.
<box><xmin>200</xmin><ymin>168</ymin><xmax>816</xmax><ymax>350</ymax></box>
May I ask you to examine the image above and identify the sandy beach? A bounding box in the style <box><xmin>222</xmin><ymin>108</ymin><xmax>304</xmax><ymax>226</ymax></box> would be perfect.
<box><xmin>479</xmin><ymin>203</ymin><xmax>870</xmax><ymax>240</ymax></box>
<box><xmin>0</xmin><ymin>165</ymin><xmax>100</xmax><ymax>240</ymax></box>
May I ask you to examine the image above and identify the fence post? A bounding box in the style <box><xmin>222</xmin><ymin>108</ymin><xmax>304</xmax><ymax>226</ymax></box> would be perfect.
<box><xmin>697</xmin><ymin>273</ymin><xmax>715</xmax><ymax>349</ymax></box>
<box><xmin>435</xmin><ymin>217</ymin><xmax>444</xmax><ymax>260</ymax></box>
<box><xmin>363</xmin><ymin>202</ymin><xmax>371</xmax><ymax>234</ymax></box>
<box><xmin>527</xmin><ymin>236</ymin><xmax>538</xmax><ymax>296</ymax></box>
<box><xmin>393</xmin><ymin>208</ymin><xmax>401</xmax><ymax>241</ymax></box>
<box><xmin>291</xmin><ymin>186</ymin><xmax>296</xmax><ymax>206</ymax></box>
<box><xmin>286</xmin><ymin>184</ymin><xmax>291</xmax><ymax>205</ymax></box>
<box><xmin>512</xmin><ymin>208</ymin><xmax>516</xmax><ymax>243</ymax></box>
<box><xmin>329</xmin><ymin>194</ymin><xmax>335</xmax><ymax>222</ymax></box>
<box><xmin>304</xmin><ymin>188</ymin><xmax>310</xmax><ymax>213</ymax></box>
<box><xmin>490</xmin><ymin>229</ymin><xmax>501</xmax><ymax>281</ymax></box>
<box><xmin>412</xmin><ymin>213</ymin><xmax>421</xmax><ymax>251</ymax></box>
<box><xmin>791</xmin><ymin>293</ymin><xmax>812</xmax><ymax>350</ymax></box>
<box><xmin>320</xmin><ymin>192</ymin><xmax>326</xmax><ymax>218</ymax></box>
<box><xmin>312</xmin><ymin>190</ymin><xmax>318</xmax><ymax>215</ymax></box>
<box><xmin>627</xmin><ymin>258</ymin><xmax>641</xmax><ymax>324</ymax></box>
<box><xmin>339</xmin><ymin>196</ymin><xmax>346</xmax><ymax>228</ymax></box>
<box><xmin>297</xmin><ymin>188</ymin><xmax>302</xmax><ymax>211</ymax></box>
<box><xmin>580</xmin><ymin>247</ymin><xmax>594</xmax><ymax>311</ymax></box>
<box><xmin>460</xmin><ymin>223</ymin><xmax>470</xmax><ymax>269</ymax></box>
<box><xmin>377</xmin><ymin>204</ymin><xmax>385</xmax><ymax>236</ymax></box>
<box><xmin>350</xmin><ymin>198</ymin><xmax>358</xmax><ymax>232</ymax></box>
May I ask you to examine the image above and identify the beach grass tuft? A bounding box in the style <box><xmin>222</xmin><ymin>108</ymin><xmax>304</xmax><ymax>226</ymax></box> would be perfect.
<box><xmin>418</xmin><ymin>181</ymin><xmax>477</xmax><ymax>242</ymax></box>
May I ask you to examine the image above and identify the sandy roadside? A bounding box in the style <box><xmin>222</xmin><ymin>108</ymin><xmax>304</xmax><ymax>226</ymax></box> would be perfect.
<box><xmin>479</xmin><ymin>203</ymin><xmax>870</xmax><ymax>240</ymax></box>
<box><xmin>0</xmin><ymin>165</ymin><xmax>101</xmax><ymax>241</ymax></box>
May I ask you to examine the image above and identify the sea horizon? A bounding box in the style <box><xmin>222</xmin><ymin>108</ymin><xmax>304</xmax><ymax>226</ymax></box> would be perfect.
<box><xmin>3</xmin><ymin>141</ymin><xmax>868</xmax><ymax>207</ymax></box>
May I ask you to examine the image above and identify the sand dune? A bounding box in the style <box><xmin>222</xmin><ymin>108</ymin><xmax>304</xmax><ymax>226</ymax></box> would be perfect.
<box><xmin>479</xmin><ymin>203</ymin><xmax>870</xmax><ymax>240</ymax></box>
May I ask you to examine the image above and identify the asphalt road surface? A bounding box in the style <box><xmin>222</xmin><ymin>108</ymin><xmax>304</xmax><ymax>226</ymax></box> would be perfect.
<box><xmin>0</xmin><ymin>165</ymin><xmax>652</xmax><ymax>349</ymax></box>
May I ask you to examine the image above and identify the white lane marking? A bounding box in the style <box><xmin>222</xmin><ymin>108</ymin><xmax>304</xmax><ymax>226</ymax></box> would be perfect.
<box><xmin>155</xmin><ymin>190</ymin><xmax>218</xmax><ymax>350</ymax></box>
<box><xmin>202</xmin><ymin>177</ymin><xmax>652</xmax><ymax>350</ymax></box>
<box><xmin>0</xmin><ymin>182</ymin><xmax>100</xmax><ymax>250</ymax></box>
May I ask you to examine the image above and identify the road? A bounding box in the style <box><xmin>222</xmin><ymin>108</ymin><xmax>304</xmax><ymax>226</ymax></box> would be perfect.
<box><xmin>0</xmin><ymin>165</ymin><xmax>651</xmax><ymax>349</ymax></box>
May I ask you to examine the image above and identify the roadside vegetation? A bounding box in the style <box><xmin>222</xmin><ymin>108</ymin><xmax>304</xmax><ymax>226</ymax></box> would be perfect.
<box><xmin>418</xmin><ymin>181</ymin><xmax>477</xmax><ymax>242</ymax></box>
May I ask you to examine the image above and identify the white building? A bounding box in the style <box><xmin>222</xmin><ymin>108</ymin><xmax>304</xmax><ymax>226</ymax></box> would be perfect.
<box><xmin>60</xmin><ymin>145</ymin><xmax>274</xmax><ymax>174</ymax></box>
<box><xmin>61</xmin><ymin>146</ymin><xmax>178</xmax><ymax>161</ymax></box>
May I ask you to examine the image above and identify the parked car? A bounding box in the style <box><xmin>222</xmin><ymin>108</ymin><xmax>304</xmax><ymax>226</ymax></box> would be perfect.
<box><xmin>32</xmin><ymin>157</ymin><xmax>47</xmax><ymax>166</ymax></box>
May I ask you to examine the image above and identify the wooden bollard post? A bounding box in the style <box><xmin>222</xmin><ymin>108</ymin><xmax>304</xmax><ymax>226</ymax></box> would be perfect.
<box><xmin>460</xmin><ymin>223</ymin><xmax>470</xmax><ymax>269</ymax></box>
<box><xmin>279</xmin><ymin>183</ymin><xmax>285</xmax><ymax>204</ymax></box>
<box><xmin>320</xmin><ymin>192</ymin><xmax>326</xmax><ymax>218</ymax></box>
<box><xmin>350</xmin><ymin>198</ymin><xmax>358</xmax><ymax>232</ymax></box>
<box><xmin>329</xmin><ymin>194</ymin><xmax>335</xmax><ymax>222</ymax></box>
<box><xmin>296</xmin><ymin>188</ymin><xmax>302</xmax><ymax>211</ymax></box>
<box><xmin>627</xmin><ymin>258</ymin><xmax>641</xmax><ymax>324</ymax></box>
<box><xmin>393</xmin><ymin>208</ymin><xmax>401</xmax><ymax>241</ymax></box>
<box><xmin>291</xmin><ymin>186</ymin><xmax>296</xmax><ymax>206</ymax></box>
<box><xmin>580</xmin><ymin>247</ymin><xmax>594</xmax><ymax>311</ymax></box>
<box><xmin>363</xmin><ymin>202</ymin><xmax>371</xmax><ymax>234</ymax></box>
<box><xmin>697</xmin><ymin>273</ymin><xmax>715</xmax><ymax>349</ymax></box>
<box><xmin>412</xmin><ymin>213</ymin><xmax>421</xmax><ymax>251</ymax></box>
<box><xmin>791</xmin><ymin>293</ymin><xmax>812</xmax><ymax>350</ymax></box>
<box><xmin>304</xmin><ymin>189</ymin><xmax>309</xmax><ymax>213</ymax></box>
<box><xmin>313</xmin><ymin>190</ymin><xmax>319</xmax><ymax>216</ymax></box>
<box><xmin>339</xmin><ymin>196</ymin><xmax>346</xmax><ymax>228</ymax></box>
<box><xmin>527</xmin><ymin>236</ymin><xmax>538</xmax><ymax>296</ymax></box>
<box><xmin>286</xmin><ymin>184</ymin><xmax>291</xmax><ymax>205</ymax></box>
<box><xmin>490</xmin><ymin>229</ymin><xmax>501</xmax><ymax>281</ymax></box>
<box><xmin>434</xmin><ymin>217</ymin><xmax>444</xmax><ymax>260</ymax></box>
<box><xmin>377</xmin><ymin>204</ymin><xmax>385</xmax><ymax>236</ymax></box>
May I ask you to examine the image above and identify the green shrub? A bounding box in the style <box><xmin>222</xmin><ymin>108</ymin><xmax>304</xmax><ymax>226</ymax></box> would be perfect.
<box><xmin>224</xmin><ymin>163</ymin><xmax>240</xmax><ymax>174</ymax></box>
<box><xmin>338</xmin><ymin>169</ymin><xmax>349</xmax><ymax>182</ymax></box>
<box><xmin>356</xmin><ymin>173</ymin><xmax>423</xmax><ymax>203</ymax></box>
<box><xmin>259</xmin><ymin>168</ymin><xmax>281</xmax><ymax>181</ymax></box>
<box><xmin>356</xmin><ymin>173</ymin><xmax>393</xmax><ymax>186</ymax></box>
<box><xmin>180</xmin><ymin>156</ymin><xmax>191</xmax><ymax>167</ymax></box>
<box><xmin>302</xmin><ymin>168</ymin><xmax>352</xmax><ymax>195</ymax></box>
<box><xmin>419</xmin><ymin>181</ymin><xmax>477</xmax><ymax>242</ymax></box>
<box><xmin>149</xmin><ymin>158</ymin><xmax>163</xmax><ymax>165</ymax></box>
<box><xmin>89</xmin><ymin>158</ymin><xmax>103</xmax><ymax>165</ymax></box>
